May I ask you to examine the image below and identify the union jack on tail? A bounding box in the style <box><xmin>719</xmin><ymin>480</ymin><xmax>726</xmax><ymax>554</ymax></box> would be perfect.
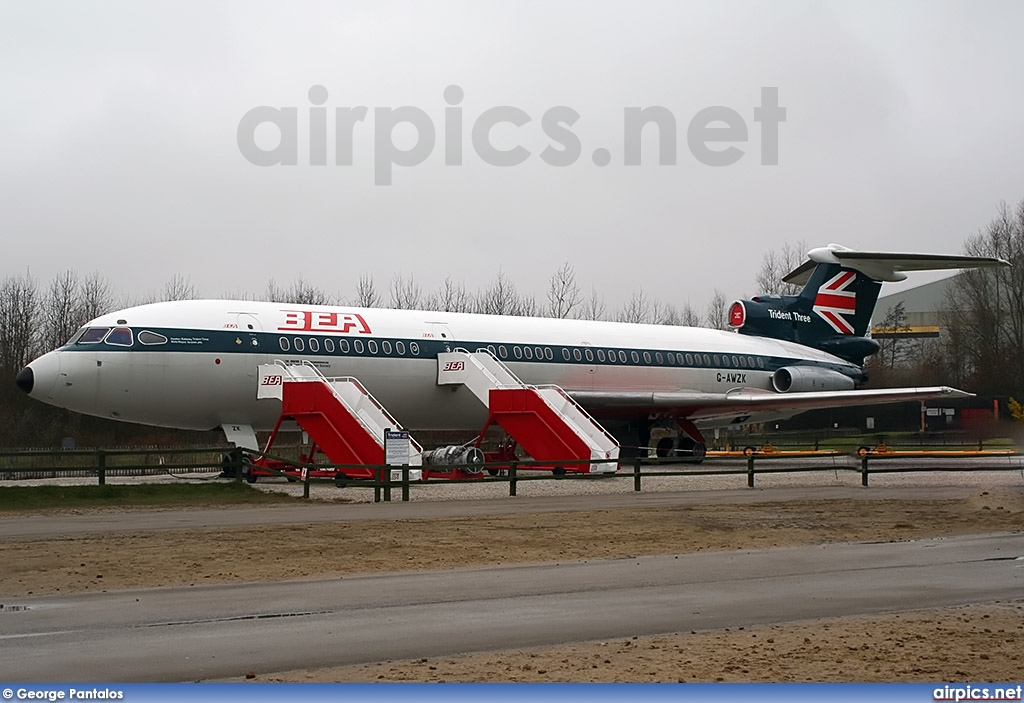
<box><xmin>812</xmin><ymin>270</ymin><xmax>858</xmax><ymax>335</ymax></box>
<box><xmin>729</xmin><ymin>244</ymin><xmax>1008</xmax><ymax>364</ymax></box>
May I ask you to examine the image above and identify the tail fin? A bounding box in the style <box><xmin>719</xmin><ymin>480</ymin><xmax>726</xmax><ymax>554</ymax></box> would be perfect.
<box><xmin>729</xmin><ymin>244</ymin><xmax>1009</xmax><ymax>364</ymax></box>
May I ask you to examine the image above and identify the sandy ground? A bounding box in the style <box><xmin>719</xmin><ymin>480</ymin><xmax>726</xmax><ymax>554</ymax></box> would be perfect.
<box><xmin>1</xmin><ymin>486</ymin><xmax>1022</xmax><ymax>682</ymax></box>
<box><xmin>262</xmin><ymin>603</ymin><xmax>1024</xmax><ymax>683</ymax></box>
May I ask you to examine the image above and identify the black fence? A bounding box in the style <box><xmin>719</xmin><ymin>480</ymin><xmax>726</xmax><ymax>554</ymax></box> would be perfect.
<box><xmin>1</xmin><ymin>445</ymin><xmax>1022</xmax><ymax>502</ymax></box>
<box><xmin>0</xmin><ymin>446</ymin><xmax>231</xmax><ymax>482</ymax></box>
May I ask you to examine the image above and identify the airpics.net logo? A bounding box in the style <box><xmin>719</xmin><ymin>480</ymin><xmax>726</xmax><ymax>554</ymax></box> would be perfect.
<box><xmin>236</xmin><ymin>85</ymin><xmax>786</xmax><ymax>185</ymax></box>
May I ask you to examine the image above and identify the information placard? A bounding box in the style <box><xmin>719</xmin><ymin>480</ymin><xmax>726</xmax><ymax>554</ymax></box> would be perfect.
<box><xmin>385</xmin><ymin>430</ymin><xmax>411</xmax><ymax>466</ymax></box>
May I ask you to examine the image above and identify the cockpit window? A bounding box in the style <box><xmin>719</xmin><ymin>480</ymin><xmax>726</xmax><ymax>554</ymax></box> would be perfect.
<box><xmin>78</xmin><ymin>327</ymin><xmax>111</xmax><ymax>344</ymax></box>
<box><xmin>66</xmin><ymin>328</ymin><xmax>87</xmax><ymax>345</ymax></box>
<box><xmin>105</xmin><ymin>327</ymin><xmax>134</xmax><ymax>347</ymax></box>
<box><xmin>138</xmin><ymin>330</ymin><xmax>168</xmax><ymax>346</ymax></box>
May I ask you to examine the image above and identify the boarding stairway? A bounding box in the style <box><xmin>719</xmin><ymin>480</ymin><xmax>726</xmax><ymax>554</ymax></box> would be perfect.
<box><xmin>256</xmin><ymin>361</ymin><xmax>423</xmax><ymax>476</ymax></box>
<box><xmin>437</xmin><ymin>349</ymin><xmax>620</xmax><ymax>473</ymax></box>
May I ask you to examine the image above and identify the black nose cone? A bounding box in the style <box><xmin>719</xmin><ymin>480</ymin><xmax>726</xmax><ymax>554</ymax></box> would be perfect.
<box><xmin>15</xmin><ymin>366</ymin><xmax>33</xmax><ymax>394</ymax></box>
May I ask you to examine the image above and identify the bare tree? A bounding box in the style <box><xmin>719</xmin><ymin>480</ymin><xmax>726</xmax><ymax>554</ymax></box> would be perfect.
<box><xmin>475</xmin><ymin>271</ymin><xmax>519</xmax><ymax>315</ymax></box>
<box><xmin>264</xmin><ymin>279</ymin><xmax>286</xmax><ymax>303</ymax></box>
<box><xmin>545</xmin><ymin>261</ymin><xmax>581</xmax><ymax>319</ymax></box>
<box><xmin>41</xmin><ymin>270</ymin><xmax>81</xmax><ymax>350</ymax></box>
<box><xmin>39</xmin><ymin>270</ymin><xmax>111</xmax><ymax>350</ymax></box>
<box><xmin>617</xmin><ymin>287</ymin><xmax>652</xmax><ymax>324</ymax></box>
<box><xmin>705</xmin><ymin>289</ymin><xmax>728</xmax><ymax>329</ymax></box>
<box><xmin>578</xmin><ymin>286</ymin><xmax>606</xmax><ymax>321</ymax></box>
<box><xmin>941</xmin><ymin>199</ymin><xmax>1024</xmax><ymax>395</ymax></box>
<box><xmin>754</xmin><ymin>240</ymin><xmax>807</xmax><ymax>296</ymax></box>
<box><xmin>389</xmin><ymin>273</ymin><xmax>422</xmax><ymax>310</ymax></box>
<box><xmin>875</xmin><ymin>302</ymin><xmax>911</xmax><ymax>369</ymax></box>
<box><xmin>679</xmin><ymin>302</ymin><xmax>704</xmax><ymax>327</ymax></box>
<box><xmin>78</xmin><ymin>272</ymin><xmax>113</xmax><ymax>322</ymax></box>
<box><xmin>284</xmin><ymin>277</ymin><xmax>331</xmax><ymax>306</ymax></box>
<box><xmin>511</xmin><ymin>293</ymin><xmax>538</xmax><ymax>317</ymax></box>
<box><xmin>353</xmin><ymin>274</ymin><xmax>381</xmax><ymax>308</ymax></box>
<box><xmin>0</xmin><ymin>273</ymin><xmax>40</xmax><ymax>376</ymax></box>
<box><xmin>162</xmin><ymin>274</ymin><xmax>198</xmax><ymax>301</ymax></box>
<box><xmin>423</xmin><ymin>276</ymin><xmax>472</xmax><ymax>313</ymax></box>
<box><xmin>655</xmin><ymin>303</ymin><xmax>682</xmax><ymax>326</ymax></box>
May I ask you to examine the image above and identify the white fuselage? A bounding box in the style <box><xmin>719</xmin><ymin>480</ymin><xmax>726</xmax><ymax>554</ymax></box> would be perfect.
<box><xmin>23</xmin><ymin>300</ymin><xmax>862</xmax><ymax>434</ymax></box>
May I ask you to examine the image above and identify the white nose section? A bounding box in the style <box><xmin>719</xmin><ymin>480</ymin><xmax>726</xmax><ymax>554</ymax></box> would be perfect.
<box><xmin>25</xmin><ymin>351</ymin><xmax>61</xmax><ymax>400</ymax></box>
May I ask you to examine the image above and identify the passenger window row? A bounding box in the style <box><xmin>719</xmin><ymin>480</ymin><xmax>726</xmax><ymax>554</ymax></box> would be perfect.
<box><xmin>477</xmin><ymin>343</ymin><xmax>767</xmax><ymax>370</ymax></box>
<box><xmin>69</xmin><ymin>327</ymin><xmax>768</xmax><ymax>371</ymax></box>
<box><xmin>279</xmin><ymin>336</ymin><xmax>419</xmax><ymax>357</ymax></box>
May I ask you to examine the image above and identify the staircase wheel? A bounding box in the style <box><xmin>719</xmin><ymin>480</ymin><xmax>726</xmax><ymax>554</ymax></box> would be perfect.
<box><xmin>552</xmin><ymin>466</ymin><xmax>567</xmax><ymax>478</ymax></box>
<box><xmin>334</xmin><ymin>473</ymin><xmax>348</xmax><ymax>488</ymax></box>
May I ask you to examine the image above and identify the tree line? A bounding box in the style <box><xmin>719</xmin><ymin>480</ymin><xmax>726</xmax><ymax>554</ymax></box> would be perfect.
<box><xmin>0</xmin><ymin>263</ymin><xmax>734</xmax><ymax>379</ymax></box>
<box><xmin>0</xmin><ymin>264</ymin><xmax>729</xmax><ymax>447</ymax></box>
<box><xmin>859</xmin><ymin>199</ymin><xmax>1024</xmax><ymax>402</ymax></box>
<box><xmin>4</xmin><ymin>200</ymin><xmax>1023</xmax><ymax>447</ymax></box>
<box><xmin>938</xmin><ymin>199</ymin><xmax>1024</xmax><ymax>397</ymax></box>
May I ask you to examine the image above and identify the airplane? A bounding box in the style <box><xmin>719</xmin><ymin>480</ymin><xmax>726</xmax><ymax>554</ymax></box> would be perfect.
<box><xmin>14</xmin><ymin>244</ymin><xmax>1009</xmax><ymax>467</ymax></box>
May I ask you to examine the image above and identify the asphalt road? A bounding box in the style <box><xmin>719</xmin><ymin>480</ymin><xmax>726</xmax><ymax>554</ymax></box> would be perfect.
<box><xmin>0</xmin><ymin>532</ymin><xmax>1021</xmax><ymax>682</ymax></box>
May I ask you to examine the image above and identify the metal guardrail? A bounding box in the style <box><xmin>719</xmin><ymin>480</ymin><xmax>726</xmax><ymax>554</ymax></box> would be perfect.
<box><xmin>0</xmin><ymin>445</ymin><xmax>1021</xmax><ymax>500</ymax></box>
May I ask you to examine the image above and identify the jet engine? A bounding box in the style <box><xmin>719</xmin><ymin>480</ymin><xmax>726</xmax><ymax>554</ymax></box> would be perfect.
<box><xmin>422</xmin><ymin>445</ymin><xmax>485</xmax><ymax>473</ymax></box>
<box><xmin>772</xmin><ymin>366</ymin><xmax>856</xmax><ymax>393</ymax></box>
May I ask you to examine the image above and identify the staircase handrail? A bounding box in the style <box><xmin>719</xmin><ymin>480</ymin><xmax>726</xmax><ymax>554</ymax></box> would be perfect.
<box><xmin>442</xmin><ymin>352</ymin><xmax>617</xmax><ymax>451</ymax></box>
<box><xmin>533</xmin><ymin>384</ymin><xmax>620</xmax><ymax>450</ymax></box>
<box><xmin>450</xmin><ymin>346</ymin><xmax>524</xmax><ymax>388</ymax></box>
<box><xmin>272</xmin><ymin>360</ymin><xmax>423</xmax><ymax>452</ymax></box>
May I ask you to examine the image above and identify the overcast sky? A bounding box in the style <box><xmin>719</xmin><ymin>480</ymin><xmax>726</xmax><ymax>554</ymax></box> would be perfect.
<box><xmin>3</xmin><ymin>0</ymin><xmax>1023</xmax><ymax>312</ymax></box>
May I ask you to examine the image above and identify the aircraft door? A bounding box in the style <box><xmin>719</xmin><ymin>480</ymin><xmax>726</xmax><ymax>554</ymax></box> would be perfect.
<box><xmin>234</xmin><ymin>313</ymin><xmax>268</xmax><ymax>371</ymax></box>
<box><xmin>235</xmin><ymin>313</ymin><xmax>264</xmax><ymax>351</ymax></box>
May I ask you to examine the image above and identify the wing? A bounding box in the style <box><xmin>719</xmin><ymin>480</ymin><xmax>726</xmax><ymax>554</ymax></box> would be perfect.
<box><xmin>570</xmin><ymin>386</ymin><xmax>971</xmax><ymax>422</ymax></box>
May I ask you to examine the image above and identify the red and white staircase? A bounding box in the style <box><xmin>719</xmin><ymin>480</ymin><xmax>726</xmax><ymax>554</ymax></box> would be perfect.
<box><xmin>438</xmin><ymin>349</ymin><xmax>619</xmax><ymax>473</ymax></box>
<box><xmin>257</xmin><ymin>361</ymin><xmax>423</xmax><ymax>477</ymax></box>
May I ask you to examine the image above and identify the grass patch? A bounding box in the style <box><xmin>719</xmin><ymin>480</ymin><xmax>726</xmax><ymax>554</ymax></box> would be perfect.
<box><xmin>0</xmin><ymin>482</ymin><xmax>298</xmax><ymax>511</ymax></box>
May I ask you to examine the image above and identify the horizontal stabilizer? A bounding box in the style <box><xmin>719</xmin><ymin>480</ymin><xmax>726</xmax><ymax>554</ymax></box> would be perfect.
<box><xmin>782</xmin><ymin>244</ymin><xmax>1009</xmax><ymax>285</ymax></box>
